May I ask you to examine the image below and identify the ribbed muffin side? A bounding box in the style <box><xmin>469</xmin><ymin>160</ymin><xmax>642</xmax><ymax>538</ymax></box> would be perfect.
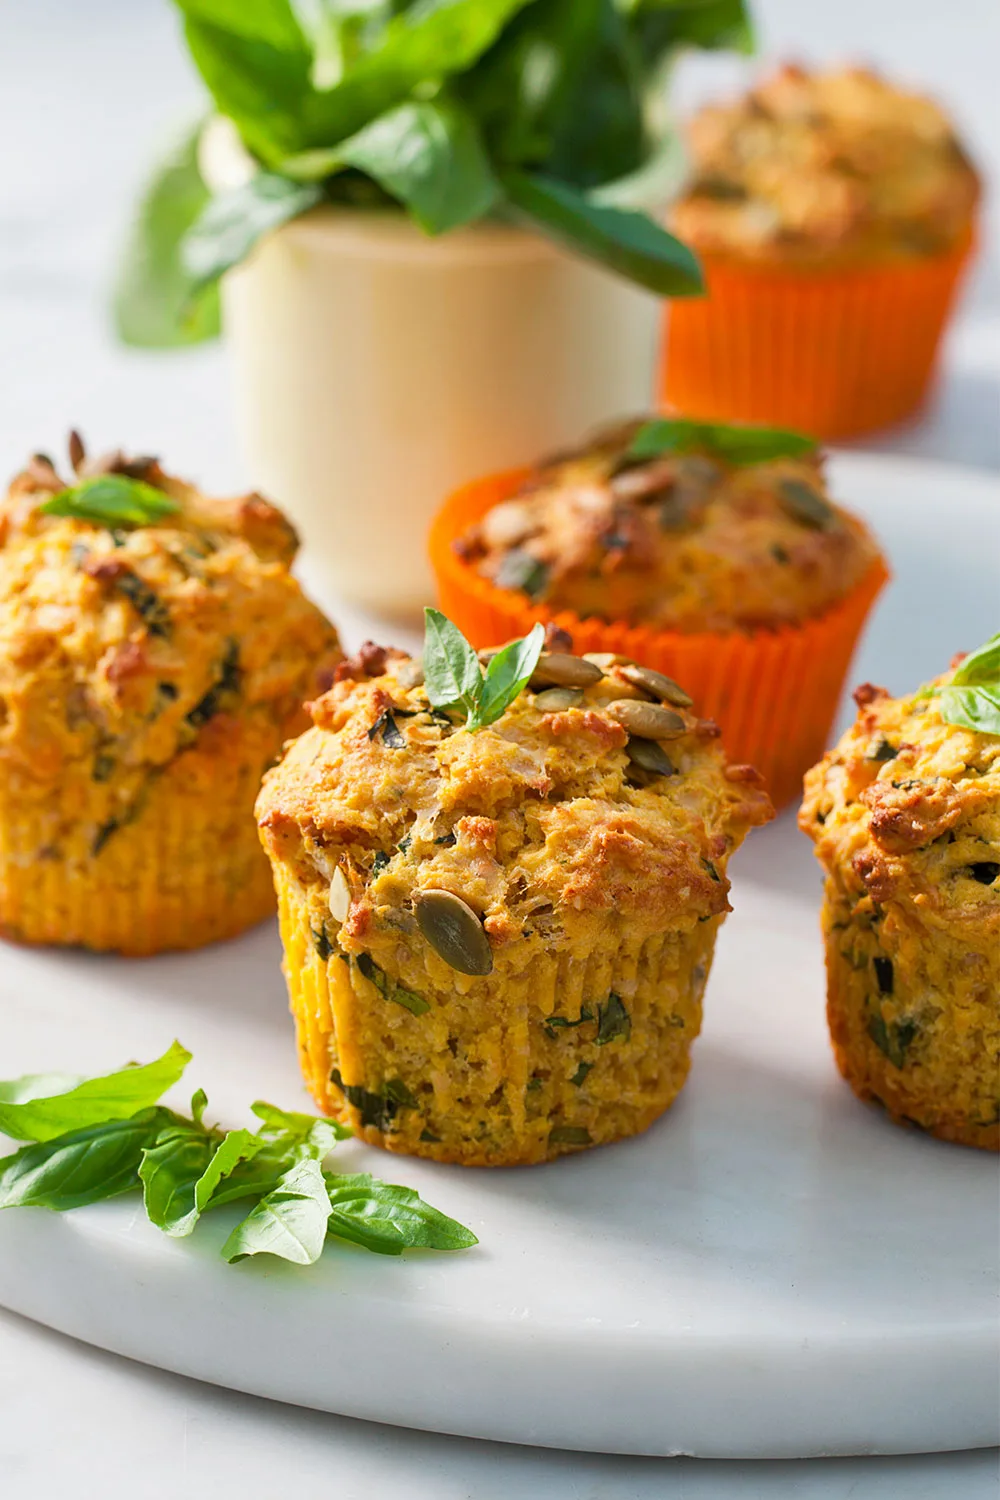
<box><xmin>0</xmin><ymin>734</ymin><xmax>276</xmax><ymax>954</ymax></box>
<box><xmin>258</xmin><ymin>634</ymin><xmax>772</xmax><ymax>1167</ymax></box>
<box><xmin>819</xmin><ymin>868</ymin><xmax>999</xmax><ymax>1151</ymax></box>
<box><xmin>0</xmin><ymin>442</ymin><xmax>342</xmax><ymax>954</ymax></box>
<box><xmin>801</xmin><ymin>670</ymin><xmax>999</xmax><ymax>1151</ymax></box>
<box><xmin>275</xmin><ymin>864</ymin><xmax>721</xmax><ymax>1165</ymax></box>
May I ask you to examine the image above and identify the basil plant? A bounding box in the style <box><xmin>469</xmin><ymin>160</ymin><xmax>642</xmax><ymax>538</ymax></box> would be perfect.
<box><xmin>114</xmin><ymin>0</ymin><xmax>753</xmax><ymax>347</ymax></box>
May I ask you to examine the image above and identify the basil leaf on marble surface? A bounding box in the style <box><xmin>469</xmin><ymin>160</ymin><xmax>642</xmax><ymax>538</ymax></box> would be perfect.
<box><xmin>0</xmin><ymin>1074</ymin><xmax>81</xmax><ymax>1106</ymax></box>
<box><xmin>0</xmin><ymin>1109</ymin><xmax>173</xmax><ymax>1210</ymax></box>
<box><xmin>0</xmin><ymin>1042</ymin><xmax>191</xmax><ymax>1143</ymax></box>
<box><xmin>0</xmin><ymin>1046</ymin><xmax>477</xmax><ymax>1266</ymax></box>
<box><xmin>325</xmin><ymin>1173</ymin><xmax>479</xmax><ymax>1255</ymax></box>
<box><xmin>221</xmin><ymin>1156</ymin><xmax>333</xmax><ymax>1265</ymax></box>
<box><xmin>141</xmin><ymin>1121</ymin><xmax>269</xmax><ymax>1237</ymax></box>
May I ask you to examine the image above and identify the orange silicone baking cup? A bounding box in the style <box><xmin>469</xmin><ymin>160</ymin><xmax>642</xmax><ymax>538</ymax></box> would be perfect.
<box><xmin>429</xmin><ymin>469</ymin><xmax>889</xmax><ymax>810</ymax></box>
<box><xmin>660</xmin><ymin>228</ymin><xmax>977</xmax><ymax>440</ymax></box>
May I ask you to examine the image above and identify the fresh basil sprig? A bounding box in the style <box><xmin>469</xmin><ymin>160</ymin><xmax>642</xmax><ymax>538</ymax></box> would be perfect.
<box><xmin>39</xmin><ymin>474</ymin><xmax>181</xmax><ymax>529</ymax></box>
<box><xmin>114</xmin><ymin>0</ymin><xmax>756</xmax><ymax>346</ymax></box>
<box><xmin>625</xmin><ymin>418</ymin><xmax>818</xmax><ymax>467</ymax></box>
<box><xmin>0</xmin><ymin>1041</ymin><xmax>191</xmax><ymax>1143</ymax></box>
<box><xmin>423</xmin><ymin>608</ymin><xmax>544</xmax><ymax>730</ymax></box>
<box><xmin>923</xmin><ymin>632</ymin><xmax>1000</xmax><ymax>737</ymax></box>
<box><xmin>0</xmin><ymin>1045</ymin><xmax>477</xmax><ymax>1265</ymax></box>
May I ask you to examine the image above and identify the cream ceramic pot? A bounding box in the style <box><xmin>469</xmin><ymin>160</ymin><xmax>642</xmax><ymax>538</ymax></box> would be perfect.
<box><xmin>203</xmin><ymin>125</ymin><xmax>661</xmax><ymax>617</ymax></box>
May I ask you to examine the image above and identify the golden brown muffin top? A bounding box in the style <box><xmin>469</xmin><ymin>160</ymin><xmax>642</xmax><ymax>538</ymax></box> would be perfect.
<box><xmin>800</xmin><ymin>652</ymin><xmax>1000</xmax><ymax>954</ymax></box>
<box><xmin>456</xmin><ymin>418</ymin><xmax>882</xmax><ymax>632</ymax></box>
<box><xmin>0</xmin><ymin>436</ymin><xmax>341</xmax><ymax>786</ymax></box>
<box><xmin>257</xmin><ymin>627</ymin><xmax>773</xmax><ymax>980</ymax></box>
<box><xmin>671</xmin><ymin>63</ymin><xmax>979</xmax><ymax>265</ymax></box>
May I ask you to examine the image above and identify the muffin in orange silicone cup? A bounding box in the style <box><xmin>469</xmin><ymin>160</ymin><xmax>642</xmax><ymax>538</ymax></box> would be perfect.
<box><xmin>661</xmin><ymin>64</ymin><xmax>980</xmax><ymax>439</ymax></box>
<box><xmin>429</xmin><ymin>415</ymin><xmax>889</xmax><ymax>809</ymax></box>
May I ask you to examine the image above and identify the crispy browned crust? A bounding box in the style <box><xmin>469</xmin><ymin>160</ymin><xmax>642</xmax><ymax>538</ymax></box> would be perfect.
<box><xmin>456</xmin><ymin>422</ymin><xmax>882</xmax><ymax>633</ymax></box>
<box><xmin>671</xmin><ymin>63</ymin><xmax>980</xmax><ymax>266</ymax></box>
<box><xmin>259</xmin><ymin>649</ymin><xmax>773</xmax><ymax>1164</ymax></box>
<box><xmin>0</xmin><ymin>440</ymin><xmax>341</xmax><ymax>953</ymax></box>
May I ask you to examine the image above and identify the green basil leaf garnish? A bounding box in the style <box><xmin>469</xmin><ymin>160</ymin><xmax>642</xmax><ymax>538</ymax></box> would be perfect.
<box><xmin>0</xmin><ymin>1045</ymin><xmax>477</xmax><ymax>1267</ymax></box>
<box><xmin>0</xmin><ymin>1041</ymin><xmax>191</xmax><ymax>1143</ymax></box>
<box><xmin>473</xmin><ymin>624</ymin><xmax>546</xmax><ymax>729</ymax></box>
<box><xmin>923</xmin><ymin>631</ymin><xmax>1000</xmax><ymax>737</ymax></box>
<box><xmin>221</xmin><ymin>1156</ymin><xmax>332</xmax><ymax>1266</ymax></box>
<box><xmin>939</xmin><ymin>686</ymin><xmax>1000</xmax><ymax>736</ymax></box>
<box><xmin>39</xmin><ymin>475</ymin><xmax>181</xmax><ymax>530</ymax></box>
<box><xmin>0</xmin><ymin>1109</ymin><xmax>172</xmax><ymax>1210</ymax></box>
<box><xmin>325</xmin><ymin>1174</ymin><xmax>478</xmax><ymax>1255</ymax></box>
<box><xmin>250</xmin><ymin>1101</ymin><xmax>350</xmax><ymax>1156</ymax></box>
<box><xmin>423</xmin><ymin>608</ymin><xmax>485</xmax><ymax>720</ymax></box>
<box><xmin>140</xmin><ymin>1121</ymin><xmax>267</xmax><ymax>1238</ymax></box>
<box><xmin>423</xmin><ymin>608</ymin><xmax>543</xmax><ymax>731</ymax></box>
<box><xmin>0</xmin><ymin>1074</ymin><xmax>81</xmax><ymax>1106</ymax></box>
<box><xmin>139</xmin><ymin>1120</ymin><xmax>218</xmax><ymax>1234</ymax></box>
<box><xmin>626</xmin><ymin>418</ymin><xmax>817</xmax><ymax>467</ymax></box>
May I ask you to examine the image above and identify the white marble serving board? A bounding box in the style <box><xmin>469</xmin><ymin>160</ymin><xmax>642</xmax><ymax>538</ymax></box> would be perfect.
<box><xmin>0</xmin><ymin>454</ymin><xmax>997</xmax><ymax>1460</ymax></box>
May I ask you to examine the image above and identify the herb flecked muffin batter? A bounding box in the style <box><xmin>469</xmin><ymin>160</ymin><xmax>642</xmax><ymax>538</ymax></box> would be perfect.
<box><xmin>800</xmin><ymin>647</ymin><xmax>1000</xmax><ymax>1150</ymax></box>
<box><xmin>455</xmin><ymin>418</ymin><xmax>881</xmax><ymax>633</ymax></box>
<box><xmin>671</xmin><ymin>63</ymin><xmax>979</xmax><ymax>267</ymax></box>
<box><xmin>0</xmin><ymin>436</ymin><xmax>341</xmax><ymax>953</ymax></box>
<box><xmin>257</xmin><ymin>616</ymin><xmax>773</xmax><ymax>1166</ymax></box>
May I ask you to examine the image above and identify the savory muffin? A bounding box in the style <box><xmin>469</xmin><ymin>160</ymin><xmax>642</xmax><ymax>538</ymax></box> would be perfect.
<box><xmin>672</xmin><ymin>63</ymin><xmax>979</xmax><ymax>267</ymax></box>
<box><xmin>454</xmin><ymin>418</ymin><xmax>880</xmax><ymax>632</ymax></box>
<box><xmin>431</xmin><ymin>418</ymin><xmax>887</xmax><ymax>810</ymax></box>
<box><xmin>257</xmin><ymin>618</ymin><xmax>773</xmax><ymax>1166</ymax></box>
<box><xmin>662</xmin><ymin>64</ymin><xmax>979</xmax><ymax>438</ymax></box>
<box><xmin>0</xmin><ymin>436</ymin><xmax>341</xmax><ymax>954</ymax></box>
<box><xmin>800</xmin><ymin>651</ymin><xmax>1000</xmax><ymax>1149</ymax></box>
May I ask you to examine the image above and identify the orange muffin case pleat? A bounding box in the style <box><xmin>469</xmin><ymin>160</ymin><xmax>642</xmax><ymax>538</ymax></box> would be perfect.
<box><xmin>429</xmin><ymin>469</ymin><xmax>889</xmax><ymax>810</ymax></box>
<box><xmin>660</xmin><ymin>229</ymin><xmax>977</xmax><ymax>440</ymax></box>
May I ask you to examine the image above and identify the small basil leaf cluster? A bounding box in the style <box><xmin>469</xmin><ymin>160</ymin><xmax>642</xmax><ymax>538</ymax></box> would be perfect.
<box><xmin>423</xmin><ymin>608</ymin><xmax>543</xmax><ymax>730</ymax></box>
<box><xmin>0</xmin><ymin>1043</ymin><xmax>476</xmax><ymax>1266</ymax></box>
<box><xmin>925</xmin><ymin>631</ymin><xmax>1000</xmax><ymax>737</ymax></box>
<box><xmin>626</xmin><ymin>418</ymin><xmax>817</xmax><ymax>467</ymax></box>
<box><xmin>39</xmin><ymin>474</ymin><xmax>180</xmax><ymax>529</ymax></box>
<box><xmin>113</xmin><ymin>0</ymin><xmax>756</xmax><ymax>346</ymax></box>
